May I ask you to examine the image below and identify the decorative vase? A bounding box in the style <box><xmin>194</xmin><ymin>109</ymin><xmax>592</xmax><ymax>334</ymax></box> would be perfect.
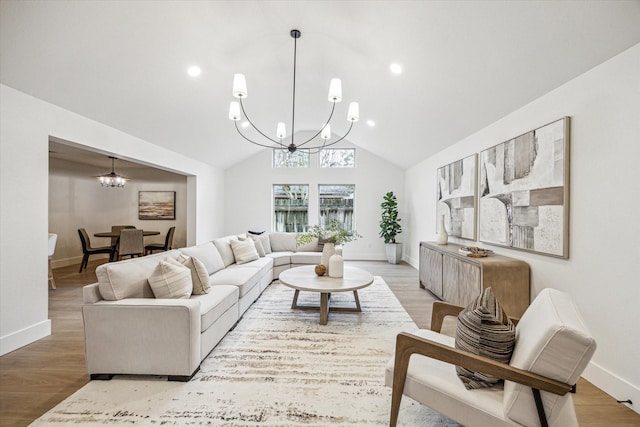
<box><xmin>328</xmin><ymin>252</ymin><xmax>344</xmax><ymax>278</ymax></box>
<box><xmin>437</xmin><ymin>214</ymin><xmax>449</xmax><ymax>245</ymax></box>
<box><xmin>321</xmin><ymin>242</ymin><xmax>336</xmax><ymax>274</ymax></box>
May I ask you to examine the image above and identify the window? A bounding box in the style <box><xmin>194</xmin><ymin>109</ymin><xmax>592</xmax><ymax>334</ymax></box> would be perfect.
<box><xmin>318</xmin><ymin>185</ymin><xmax>355</xmax><ymax>230</ymax></box>
<box><xmin>273</xmin><ymin>185</ymin><xmax>309</xmax><ymax>232</ymax></box>
<box><xmin>319</xmin><ymin>148</ymin><xmax>355</xmax><ymax>168</ymax></box>
<box><xmin>273</xmin><ymin>149</ymin><xmax>309</xmax><ymax>168</ymax></box>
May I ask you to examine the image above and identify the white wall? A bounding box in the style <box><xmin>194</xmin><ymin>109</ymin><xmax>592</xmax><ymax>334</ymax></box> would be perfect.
<box><xmin>0</xmin><ymin>84</ymin><xmax>225</xmax><ymax>356</ymax></box>
<box><xmin>404</xmin><ymin>44</ymin><xmax>640</xmax><ymax>412</ymax></box>
<box><xmin>49</xmin><ymin>158</ymin><xmax>188</xmax><ymax>267</ymax></box>
<box><xmin>224</xmin><ymin>141</ymin><xmax>405</xmax><ymax>260</ymax></box>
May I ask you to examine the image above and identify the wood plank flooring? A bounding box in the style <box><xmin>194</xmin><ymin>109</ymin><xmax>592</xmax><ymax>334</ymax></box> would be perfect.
<box><xmin>0</xmin><ymin>259</ymin><xmax>637</xmax><ymax>426</ymax></box>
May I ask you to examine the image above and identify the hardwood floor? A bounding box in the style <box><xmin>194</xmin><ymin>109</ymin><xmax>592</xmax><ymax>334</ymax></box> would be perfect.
<box><xmin>0</xmin><ymin>259</ymin><xmax>637</xmax><ymax>426</ymax></box>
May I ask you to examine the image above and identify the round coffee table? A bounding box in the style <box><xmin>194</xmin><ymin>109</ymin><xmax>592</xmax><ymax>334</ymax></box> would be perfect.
<box><xmin>279</xmin><ymin>265</ymin><xmax>374</xmax><ymax>325</ymax></box>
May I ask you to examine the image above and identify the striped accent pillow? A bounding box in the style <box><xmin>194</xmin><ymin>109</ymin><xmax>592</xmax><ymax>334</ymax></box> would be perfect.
<box><xmin>178</xmin><ymin>255</ymin><xmax>210</xmax><ymax>295</ymax></box>
<box><xmin>230</xmin><ymin>238</ymin><xmax>259</xmax><ymax>264</ymax></box>
<box><xmin>455</xmin><ymin>287</ymin><xmax>515</xmax><ymax>389</ymax></box>
<box><xmin>148</xmin><ymin>259</ymin><xmax>192</xmax><ymax>299</ymax></box>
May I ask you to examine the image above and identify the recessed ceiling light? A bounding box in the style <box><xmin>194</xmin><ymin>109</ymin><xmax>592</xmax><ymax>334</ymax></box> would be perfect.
<box><xmin>390</xmin><ymin>63</ymin><xmax>402</xmax><ymax>75</ymax></box>
<box><xmin>187</xmin><ymin>66</ymin><xmax>201</xmax><ymax>77</ymax></box>
<box><xmin>367</xmin><ymin>120</ymin><xmax>376</xmax><ymax>127</ymax></box>
<box><xmin>241</xmin><ymin>121</ymin><xmax>250</xmax><ymax>128</ymax></box>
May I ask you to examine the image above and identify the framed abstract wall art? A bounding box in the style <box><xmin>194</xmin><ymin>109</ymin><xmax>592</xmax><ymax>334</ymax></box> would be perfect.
<box><xmin>437</xmin><ymin>154</ymin><xmax>478</xmax><ymax>240</ymax></box>
<box><xmin>138</xmin><ymin>191</ymin><xmax>176</xmax><ymax>220</ymax></box>
<box><xmin>479</xmin><ymin>117</ymin><xmax>570</xmax><ymax>258</ymax></box>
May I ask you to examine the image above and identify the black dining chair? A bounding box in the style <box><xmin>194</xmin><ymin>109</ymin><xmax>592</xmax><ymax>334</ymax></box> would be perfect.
<box><xmin>145</xmin><ymin>226</ymin><xmax>175</xmax><ymax>255</ymax></box>
<box><xmin>78</xmin><ymin>228</ymin><xmax>115</xmax><ymax>272</ymax></box>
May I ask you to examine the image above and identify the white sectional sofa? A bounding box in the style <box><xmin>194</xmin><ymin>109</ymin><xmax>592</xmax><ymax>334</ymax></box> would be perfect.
<box><xmin>82</xmin><ymin>232</ymin><xmax>322</xmax><ymax>381</ymax></box>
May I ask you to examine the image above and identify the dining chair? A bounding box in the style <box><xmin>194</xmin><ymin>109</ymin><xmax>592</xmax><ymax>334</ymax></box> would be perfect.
<box><xmin>116</xmin><ymin>229</ymin><xmax>145</xmax><ymax>260</ymax></box>
<box><xmin>78</xmin><ymin>228</ymin><xmax>114</xmax><ymax>272</ymax></box>
<box><xmin>110</xmin><ymin>225</ymin><xmax>136</xmax><ymax>248</ymax></box>
<box><xmin>145</xmin><ymin>226</ymin><xmax>175</xmax><ymax>255</ymax></box>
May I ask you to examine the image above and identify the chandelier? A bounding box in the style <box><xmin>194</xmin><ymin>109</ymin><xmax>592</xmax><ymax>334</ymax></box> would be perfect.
<box><xmin>228</xmin><ymin>29</ymin><xmax>359</xmax><ymax>154</ymax></box>
<box><xmin>97</xmin><ymin>156</ymin><xmax>128</xmax><ymax>188</ymax></box>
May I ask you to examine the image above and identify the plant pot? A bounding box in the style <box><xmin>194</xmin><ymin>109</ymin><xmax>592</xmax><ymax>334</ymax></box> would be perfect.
<box><xmin>385</xmin><ymin>242</ymin><xmax>403</xmax><ymax>264</ymax></box>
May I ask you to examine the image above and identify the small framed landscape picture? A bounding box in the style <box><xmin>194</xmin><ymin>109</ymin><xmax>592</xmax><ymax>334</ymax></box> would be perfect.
<box><xmin>138</xmin><ymin>191</ymin><xmax>176</xmax><ymax>220</ymax></box>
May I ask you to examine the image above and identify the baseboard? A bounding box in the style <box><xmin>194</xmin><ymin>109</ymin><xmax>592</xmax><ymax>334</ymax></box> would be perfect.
<box><xmin>0</xmin><ymin>319</ymin><xmax>52</xmax><ymax>356</ymax></box>
<box><xmin>52</xmin><ymin>254</ymin><xmax>109</xmax><ymax>269</ymax></box>
<box><xmin>583</xmin><ymin>360</ymin><xmax>640</xmax><ymax>414</ymax></box>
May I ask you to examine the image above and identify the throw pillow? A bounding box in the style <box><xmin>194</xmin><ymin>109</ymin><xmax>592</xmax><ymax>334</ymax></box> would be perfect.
<box><xmin>454</xmin><ymin>287</ymin><xmax>515</xmax><ymax>389</ymax></box>
<box><xmin>178</xmin><ymin>255</ymin><xmax>210</xmax><ymax>295</ymax></box>
<box><xmin>249</xmin><ymin>234</ymin><xmax>266</xmax><ymax>257</ymax></box>
<box><xmin>230</xmin><ymin>238</ymin><xmax>259</xmax><ymax>264</ymax></box>
<box><xmin>148</xmin><ymin>259</ymin><xmax>192</xmax><ymax>299</ymax></box>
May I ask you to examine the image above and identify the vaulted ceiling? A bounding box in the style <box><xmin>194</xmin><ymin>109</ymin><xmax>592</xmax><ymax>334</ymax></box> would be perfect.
<box><xmin>2</xmin><ymin>1</ymin><xmax>639</xmax><ymax>170</ymax></box>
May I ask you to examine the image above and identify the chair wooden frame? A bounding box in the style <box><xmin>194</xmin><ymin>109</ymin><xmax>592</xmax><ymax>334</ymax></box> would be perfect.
<box><xmin>390</xmin><ymin>301</ymin><xmax>573</xmax><ymax>427</ymax></box>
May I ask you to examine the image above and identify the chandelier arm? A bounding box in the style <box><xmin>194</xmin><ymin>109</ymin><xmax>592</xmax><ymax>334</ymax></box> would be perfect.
<box><xmin>239</xmin><ymin>98</ymin><xmax>282</xmax><ymax>144</ymax></box>
<box><xmin>305</xmin><ymin>121</ymin><xmax>355</xmax><ymax>154</ymax></box>
<box><xmin>234</xmin><ymin>121</ymin><xmax>288</xmax><ymax>149</ymax></box>
<box><xmin>296</xmin><ymin>101</ymin><xmax>337</xmax><ymax>147</ymax></box>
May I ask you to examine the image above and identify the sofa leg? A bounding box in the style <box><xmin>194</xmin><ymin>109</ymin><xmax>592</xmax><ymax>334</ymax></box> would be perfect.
<box><xmin>168</xmin><ymin>366</ymin><xmax>200</xmax><ymax>382</ymax></box>
<box><xmin>90</xmin><ymin>374</ymin><xmax>114</xmax><ymax>380</ymax></box>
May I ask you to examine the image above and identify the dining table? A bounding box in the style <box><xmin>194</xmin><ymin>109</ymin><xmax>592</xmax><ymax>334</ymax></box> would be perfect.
<box><xmin>94</xmin><ymin>230</ymin><xmax>161</xmax><ymax>238</ymax></box>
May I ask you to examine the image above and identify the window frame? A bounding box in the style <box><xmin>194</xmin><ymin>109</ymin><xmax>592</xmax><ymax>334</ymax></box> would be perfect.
<box><xmin>273</xmin><ymin>149</ymin><xmax>310</xmax><ymax>168</ymax></box>
<box><xmin>319</xmin><ymin>148</ymin><xmax>356</xmax><ymax>168</ymax></box>
<box><xmin>318</xmin><ymin>184</ymin><xmax>356</xmax><ymax>231</ymax></box>
<box><xmin>272</xmin><ymin>184</ymin><xmax>310</xmax><ymax>232</ymax></box>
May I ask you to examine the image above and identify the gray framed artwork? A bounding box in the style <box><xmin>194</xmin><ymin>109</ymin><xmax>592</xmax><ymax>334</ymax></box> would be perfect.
<box><xmin>138</xmin><ymin>191</ymin><xmax>176</xmax><ymax>220</ymax></box>
<box><xmin>436</xmin><ymin>154</ymin><xmax>478</xmax><ymax>240</ymax></box>
<box><xmin>479</xmin><ymin>117</ymin><xmax>570</xmax><ymax>258</ymax></box>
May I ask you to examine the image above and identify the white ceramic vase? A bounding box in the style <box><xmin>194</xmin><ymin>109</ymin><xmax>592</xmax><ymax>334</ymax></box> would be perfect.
<box><xmin>437</xmin><ymin>214</ymin><xmax>449</xmax><ymax>245</ymax></box>
<box><xmin>328</xmin><ymin>252</ymin><xmax>344</xmax><ymax>278</ymax></box>
<box><xmin>321</xmin><ymin>242</ymin><xmax>335</xmax><ymax>274</ymax></box>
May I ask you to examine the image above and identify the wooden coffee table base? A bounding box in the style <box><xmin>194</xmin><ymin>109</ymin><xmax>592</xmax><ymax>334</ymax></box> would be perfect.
<box><xmin>291</xmin><ymin>290</ymin><xmax>362</xmax><ymax>325</ymax></box>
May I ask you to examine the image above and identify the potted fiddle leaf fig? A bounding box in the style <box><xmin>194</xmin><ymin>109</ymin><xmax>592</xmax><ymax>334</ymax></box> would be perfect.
<box><xmin>379</xmin><ymin>191</ymin><xmax>403</xmax><ymax>264</ymax></box>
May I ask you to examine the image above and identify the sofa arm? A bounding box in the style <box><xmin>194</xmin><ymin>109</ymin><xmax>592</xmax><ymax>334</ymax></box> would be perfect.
<box><xmin>82</xmin><ymin>298</ymin><xmax>201</xmax><ymax>378</ymax></box>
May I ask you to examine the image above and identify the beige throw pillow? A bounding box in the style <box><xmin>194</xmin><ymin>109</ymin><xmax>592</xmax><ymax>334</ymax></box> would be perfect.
<box><xmin>454</xmin><ymin>287</ymin><xmax>515</xmax><ymax>389</ymax></box>
<box><xmin>249</xmin><ymin>235</ymin><xmax>266</xmax><ymax>257</ymax></box>
<box><xmin>178</xmin><ymin>255</ymin><xmax>210</xmax><ymax>294</ymax></box>
<box><xmin>148</xmin><ymin>259</ymin><xmax>193</xmax><ymax>299</ymax></box>
<box><xmin>230</xmin><ymin>238</ymin><xmax>259</xmax><ymax>264</ymax></box>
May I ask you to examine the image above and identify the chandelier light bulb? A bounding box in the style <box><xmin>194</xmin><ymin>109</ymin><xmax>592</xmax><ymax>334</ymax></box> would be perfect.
<box><xmin>276</xmin><ymin>122</ymin><xmax>287</xmax><ymax>139</ymax></box>
<box><xmin>229</xmin><ymin>101</ymin><xmax>241</xmax><ymax>121</ymax></box>
<box><xmin>232</xmin><ymin>74</ymin><xmax>247</xmax><ymax>98</ymax></box>
<box><xmin>321</xmin><ymin>123</ymin><xmax>331</xmax><ymax>140</ymax></box>
<box><xmin>347</xmin><ymin>102</ymin><xmax>360</xmax><ymax>122</ymax></box>
<box><xmin>328</xmin><ymin>78</ymin><xmax>342</xmax><ymax>102</ymax></box>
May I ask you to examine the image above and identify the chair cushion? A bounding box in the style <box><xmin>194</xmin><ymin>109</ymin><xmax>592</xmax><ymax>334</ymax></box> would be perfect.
<box><xmin>504</xmin><ymin>288</ymin><xmax>597</xmax><ymax>426</ymax></box>
<box><xmin>148</xmin><ymin>258</ymin><xmax>192</xmax><ymax>299</ymax></box>
<box><xmin>230</xmin><ymin>238</ymin><xmax>259</xmax><ymax>264</ymax></box>
<box><xmin>96</xmin><ymin>250</ymin><xmax>181</xmax><ymax>300</ymax></box>
<box><xmin>179</xmin><ymin>255</ymin><xmax>210</xmax><ymax>295</ymax></box>
<box><xmin>455</xmin><ymin>287</ymin><xmax>515</xmax><ymax>389</ymax></box>
<box><xmin>180</xmin><ymin>242</ymin><xmax>225</xmax><ymax>275</ymax></box>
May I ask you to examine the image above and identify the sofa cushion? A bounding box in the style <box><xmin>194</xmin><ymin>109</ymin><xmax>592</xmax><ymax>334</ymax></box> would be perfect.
<box><xmin>455</xmin><ymin>287</ymin><xmax>515</xmax><ymax>389</ymax></box>
<box><xmin>208</xmin><ymin>267</ymin><xmax>260</xmax><ymax>297</ymax></box>
<box><xmin>213</xmin><ymin>235</ymin><xmax>239</xmax><ymax>267</ymax></box>
<box><xmin>148</xmin><ymin>259</ymin><xmax>193</xmax><ymax>299</ymax></box>
<box><xmin>268</xmin><ymin>232</ymin><xmax>297</xmax><ymax>252</ymax></box>
<box><xmin>295</xmin><ymin>237</ymin><xmax>322</xmax><ymax>252</ymax></box>
<box><xmin>180</xmin><ymin>242</ymin><xmax>225</xmax><ymax>275</ymax></box>
<box><xmin>190</xmin><ymin>285</ymin><xmax>239</xmax><ymax>332</ymax></box>
<box><xmin>291</xmin><ymin>252</ymin><xmax>322</xmax><ymax>265</ymax></box>
<box><xmin>230</xmin><ymin>238</ymin><xmax>259</xmax><ymax>264</ymax></box>
<box><xmin>266</xmin><ymin>251</ymin><xmax>293</xmax><ymax>267</ymax></box>
<box><xmin>228</xmin><ymin>256</ymin><xmax>273</xmax><ymax>278</ymax></box>
<box><xmin>251</xmin><ymin>236</ymin><xmax>266</xmax><ymax>257</ymax></box>
<box><xmin>504</xmin><ymin>288</ymin><xmax>597</xmax><ymax>426</ymax></box>
<box><xmin>179</xmin><ymin>255</ymin><xmax>210</xmax><ymax>295</ymax></box>
<box><xmin>250</xmin><ymin>234</ymin><xmax>270</xmax><ymax>255</ymax></box>
<box><xmin>96</xmin><ymin>250</ymin><xmax>181</xmax><ymax>300</ymax></box>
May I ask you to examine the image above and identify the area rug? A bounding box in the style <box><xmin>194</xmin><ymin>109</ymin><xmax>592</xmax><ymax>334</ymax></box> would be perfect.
<box><xmin>32</xmin><ymin>277</ymin><xmax>459</xmax><ymax>426</ymax></box>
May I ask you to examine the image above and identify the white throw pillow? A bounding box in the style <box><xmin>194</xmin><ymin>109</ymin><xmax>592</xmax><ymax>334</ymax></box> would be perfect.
<box><xmin>178</xmin><ymin>255</ymin><xmax>210</xmax><ymax>295</ymax></box>
<box><xmin>148</xmin><ymin>259</ymin><xmax>192</xmax><ymax>299</ymax></box>
<box><xmin>230</xmin><ymin>238</ymin><xmax>259</xmax><ymax>264</ymax></box>
<box><xmin>249</xmin><ymin>235</ymin><xmax>266</xmax><ymax>257</ymax></box>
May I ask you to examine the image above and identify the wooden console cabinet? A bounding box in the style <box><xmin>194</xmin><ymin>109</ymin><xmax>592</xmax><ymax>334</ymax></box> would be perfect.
<box><xmin>419</xmin><ymin>242</ymin><xmax>530</xmax><ymax>317</ymax></box>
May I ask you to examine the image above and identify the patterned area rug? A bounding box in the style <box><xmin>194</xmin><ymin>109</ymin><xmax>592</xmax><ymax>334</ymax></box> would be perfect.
<box><xmin>32</xmin><ymin>277</ymin><xmax>460</xmax><ymax>426</ymax></box>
